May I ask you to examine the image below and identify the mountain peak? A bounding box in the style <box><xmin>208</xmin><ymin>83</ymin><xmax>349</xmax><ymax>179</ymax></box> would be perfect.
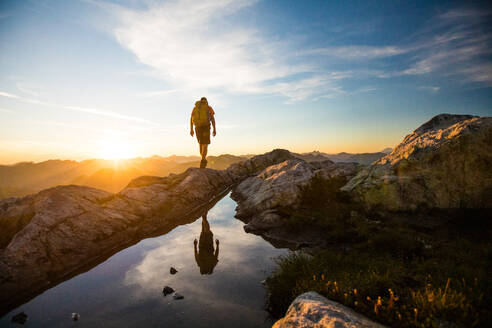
<box><xmin>414</xmin><ymin>113</ymin><xmax>477</xmax><ymax>135</ymax></box>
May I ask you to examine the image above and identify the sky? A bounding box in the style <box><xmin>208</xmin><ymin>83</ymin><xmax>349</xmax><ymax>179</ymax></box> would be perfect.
<box><xmin>0</xmin><ymin>0</ymin><xmax>491</xmax><ymax>164</ymax></box>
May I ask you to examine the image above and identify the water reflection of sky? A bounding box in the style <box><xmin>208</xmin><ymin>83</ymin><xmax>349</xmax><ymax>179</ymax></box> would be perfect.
<box><xmin>0</xmin><ymin>194</ymin><xmax>288</xmax><ymax>328</ymax></box>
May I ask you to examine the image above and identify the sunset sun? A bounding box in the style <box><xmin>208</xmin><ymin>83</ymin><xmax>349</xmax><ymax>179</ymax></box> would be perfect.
<box><xmin>97</xmin><ymin>138</ymin><xmax>136</xmax><ymax>160</ymax></box>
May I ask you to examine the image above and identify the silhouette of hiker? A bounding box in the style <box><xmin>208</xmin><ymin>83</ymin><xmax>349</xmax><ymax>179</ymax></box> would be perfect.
<box><xmin>194</xmin><ymin>213</ymin><xmax>219</xmax><ymax>274</ymax></box>
<box><xmin>190</xmin><ymin>97</ymin><xmax>216</xmax><ymax>168</ymax></box>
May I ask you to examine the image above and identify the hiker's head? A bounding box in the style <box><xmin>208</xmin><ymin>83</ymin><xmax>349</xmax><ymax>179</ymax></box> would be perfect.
<box><xmin>200</xmin><ymin>97</ymin><xmax>208</xmax><ymax>104</ymax></box>
<box><xmin>195</xmin><ymin>101</ymin><xmax>200</xmax><ymax>107</ymax></box>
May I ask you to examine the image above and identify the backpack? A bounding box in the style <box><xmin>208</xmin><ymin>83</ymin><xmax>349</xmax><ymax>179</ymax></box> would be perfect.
<box><xmin>192</xmin><ymin>102</ymin><xmax>210</xmax><ymax>127</ymax></box>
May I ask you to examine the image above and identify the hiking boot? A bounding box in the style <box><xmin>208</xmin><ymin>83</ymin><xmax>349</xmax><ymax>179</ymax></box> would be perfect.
<box><xmin>200</xmin><ymin>159</ymin><xmax>207</xmax><ymax>169</ymax></box>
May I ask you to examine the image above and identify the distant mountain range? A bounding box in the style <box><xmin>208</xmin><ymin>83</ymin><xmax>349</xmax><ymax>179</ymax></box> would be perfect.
<box><xmin>0</xmin><ymin>154</ymin><xmax>246</xmax><ymax>199</ymax></box>
<box><xmin>293</xmin><ymin>149</ymin><xmax>391</xmax><ymax>165</ymax></box>
<box><xmin>0</xmin><ymin>150</ymin><xmax>390</xmax><ymax>200</ymax></box>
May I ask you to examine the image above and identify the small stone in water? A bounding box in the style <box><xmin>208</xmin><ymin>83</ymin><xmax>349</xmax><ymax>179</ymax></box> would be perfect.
<box><xmin>72</xmin><ymin>313</ymin><xmax>80</xmax><ymax>321</ymax></box>
<box><xmin>11</xmin><ymin>312</ymin><xmax>28</xmax><ymax>324</ymax></box>
<box><xmin>173</xmin><ymin>293</ymin><xmax>184</xmax><ymax>300</ymax></box>
<box><xmin>162</xmin><ymin>286</ymin><xmax>174</xmax><ymax>296</ymax></box>
<box><xmin>170</xmin><ymin>267</ymin><xmax>178</xmax><ymax>274</ymax></box>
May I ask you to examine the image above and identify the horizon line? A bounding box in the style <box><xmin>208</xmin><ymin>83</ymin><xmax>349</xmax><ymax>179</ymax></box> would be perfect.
<box><xmin>0</xmin><ymin>148</ymin><xmax>394</xmax><ymax>166</ymax></box>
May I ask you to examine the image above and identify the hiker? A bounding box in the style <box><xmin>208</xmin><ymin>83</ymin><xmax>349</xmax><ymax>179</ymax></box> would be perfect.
<box><xmin>190</xmin><ymin>97</ymin><xmax>216</xmax><ymax>168</ymax></box>
<box><xmin>193</xmin><ymin>212</ymin><xmax>219</xmax><ymax>274</ymax></box>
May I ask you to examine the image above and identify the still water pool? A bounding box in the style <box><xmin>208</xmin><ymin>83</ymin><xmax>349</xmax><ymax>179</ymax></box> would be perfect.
<box><xmin>0</xmin><ymin>193</ymin><xmax>288</xmax><ymax>327</ymax></box>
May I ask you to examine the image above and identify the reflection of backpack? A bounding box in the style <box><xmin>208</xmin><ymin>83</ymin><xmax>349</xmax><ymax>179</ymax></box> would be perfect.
<box><xmin>192</xmin><ymin>102</ymin><xmax>210</xmax><ymax>127</ymax></box>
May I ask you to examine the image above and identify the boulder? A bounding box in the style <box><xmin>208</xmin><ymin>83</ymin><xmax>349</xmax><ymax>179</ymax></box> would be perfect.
<box><xmin>342</xmin><ymin>114</ymin><xmax>492</xmax><ymax>211</ymax></box>
<box><xmin>162</xmin><ymin>286</ymin><xmax>174</xmax><ymax>296</ymax></box>
<box><xmin>232</xmin><ymin>159</ymin><xmax>358</xmax><ymax>232</ymax></box>
<box><xmin>11</xmin><ymin>311</ymin><xmax>28</xmax><ymax>325</ymax></box>
<box><xmin>227</xmin><ymin>149</ymin><xmax>294</xmax><ymax>179</ymax></box>
<box><xmin>273</xmin><ymin>292</ymin><xmax>385</xmax><ymax>328</ymax></box>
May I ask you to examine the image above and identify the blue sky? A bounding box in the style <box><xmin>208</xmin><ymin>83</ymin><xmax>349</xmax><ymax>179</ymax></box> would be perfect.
<box><xmin>0</xmin><ymin>0</ymin><xmax>491</xmax><ymax>163</ymax></box>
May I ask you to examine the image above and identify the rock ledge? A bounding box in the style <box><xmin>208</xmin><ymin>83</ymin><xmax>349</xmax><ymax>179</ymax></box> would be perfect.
<box><xmin>273</xmin><ymin>292</ymin><xmax>386</xmax><ymax>328</ymax></box>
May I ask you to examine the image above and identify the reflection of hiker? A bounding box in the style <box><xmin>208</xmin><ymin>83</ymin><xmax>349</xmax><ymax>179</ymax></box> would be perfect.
<box><xmin>190</xmin><ymin>97</ymin><xmax>216</xmax><ymax>168</ymax></box>
<box><xmin>194</xmin><ymin>213</ymin><xmax>219</xmax><ymax>274</ymax></box>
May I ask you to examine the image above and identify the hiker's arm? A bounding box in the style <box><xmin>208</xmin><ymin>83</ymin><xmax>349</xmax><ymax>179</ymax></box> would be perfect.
<box><xmin>214</xmin><ymin>239</ymin><xmax>219</xmax><ymax>258</ymax></box>
<box><xmin>190</xmin><ymin>113</ymin><xmax>194</xmax><ymax>136</ymax></box>
<box><xmin>211</xmin><ymin>115</ymin><xmax>216</xmax><ymax>136</ymax></box>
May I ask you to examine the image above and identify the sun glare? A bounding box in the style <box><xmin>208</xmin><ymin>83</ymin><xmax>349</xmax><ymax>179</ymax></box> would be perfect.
<box><xmin>97</xmin><ymin>138</ymin><xmax>136</xmax><ymax>161</ymax></box>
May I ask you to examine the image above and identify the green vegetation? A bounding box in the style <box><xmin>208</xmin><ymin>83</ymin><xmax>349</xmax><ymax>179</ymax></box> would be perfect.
<box><xmin>267</xmin><ymin>176</ymin><xmax>491</xmax><ymax>327</ymax></box>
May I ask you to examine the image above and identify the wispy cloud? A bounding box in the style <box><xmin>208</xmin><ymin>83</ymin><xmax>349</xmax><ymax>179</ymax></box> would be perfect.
<box><xmin>304</xmin><ymin>8</ymin><xmax>492</xmax><ymax>87</ymax></box>
<box><xmin>419</xmin><ymin>86</ymin><xmax>440</xmax><ymax>93</ymax></box>
<box><xmin>241</xmin><ymin>72</ymin><xmax>348</xmax><ymax>103</ymax></box>
<box><xmin>0</xmin><ymin>108</ymin><xmax>13</xmax><ymax>113</ymax></box>
<box><xmin>437</xmin><ymin>8</ymin><xmax>491</xmax><ymax>20</ymax></box>
<box><xmin>300</xmin><ymin>45</ymin><xmax>410</xmax><ymax>60</ymax></box>
<box><xmin>457</xmin><ymin>64</ymin><xmax>492</xmax><ymax>85</ymax></box>
<box><xmin>0</xmin><ymin>91</ymin><xmax>157</xmax><ymax>125</ymax></box>
<box><xmin>312</xmin><ymin>9</ymin><xmax>492</xmax><ymax>87</ymax></box>
<box><xmin>101</xmin><ymin>1</ymin><xmax>491</xmax><ymax>102</ymax></box>
<box><xmin>393</xmin><ymin>9</ymin><xmax>492</xmax><ymax>84</ymax></box>
<box><xmin>400</xmin><ymin>41</ymin><xmax>492</xmax><ymax>80</ymax></box>
<box><xmin>105</xmin><ymin>0</ymin><xmax>326</xmax><ymax>102</ymax></box>
<box><xmin>0</xmin><ymin>91</ymin><xmax>19</xmax><ymax>99</ymax></box>
<box><xmin>355</xmin><ymin>86</ymin><xmax>378</xmax><ymax>93</ymax></box>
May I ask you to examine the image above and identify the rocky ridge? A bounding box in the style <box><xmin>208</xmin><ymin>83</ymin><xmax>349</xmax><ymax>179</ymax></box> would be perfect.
<box><xmin>342</xmin><ymin>114</ymin><xmax>492</xmax><ymax>211</ymax></box>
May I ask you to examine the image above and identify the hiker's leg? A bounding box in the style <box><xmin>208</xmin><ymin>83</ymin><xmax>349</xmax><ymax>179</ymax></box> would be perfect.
<box><xmin>199</xmin><ymin>145</ymin><xmax>207</xmax><ymax>168</ymax></box>
<box><xmin>199</xmin><ymin>143</ymin><xmax>203</xmax><ymax>157</ymax></box>
<box><xmin>202</xmin><ymin>215</ymin><xmax>210</xmax><ymax>231</ymax></box>
<box><xmin>202</xmin><ymin>144</ymin><xmax>208</xmax><ymax>160</ymax></box>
